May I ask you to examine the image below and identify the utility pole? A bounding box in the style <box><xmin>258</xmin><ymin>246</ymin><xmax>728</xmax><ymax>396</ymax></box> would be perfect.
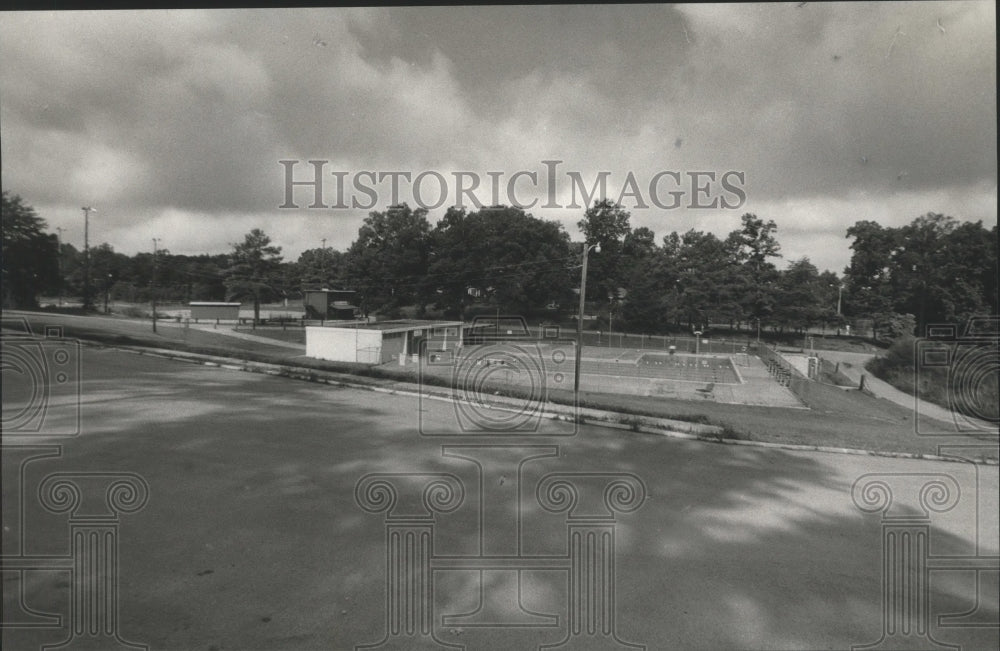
<box><xmin>56</xmin><ymin>227</ymin><xmax>64</xmax><ymax>306</ymax></box>
<box><xmin>608</xmin><ymin>299</ymin><xmax>613</xmax><ymax>348</ymax></box>
<box><xmin>574</xmin><ymin>242</ymin><xmax>600</xmax><ymax>400</ymax></box>
<box><xmin>81</xmin><ymin>207</ymin><xmax>96</xmax><ymax>310</ymax></box>
<box><xmin>152</xmin><ymin>238</ymin><xmax>160</xmax><ymax>333</ymax></box>
<box><xmin>914</xmin><ymin>264</ymin><xmax>926</xmax><ymax>336</ymax></box>
<box><xmin>321</xmin><ymin>238</ymin><xmax>327</xmax><ymax>287</ymax></box>
<box><xmin>104</xmin><ymin>273</ymin><xmax>112</xmax><ymax>314</ymax></box>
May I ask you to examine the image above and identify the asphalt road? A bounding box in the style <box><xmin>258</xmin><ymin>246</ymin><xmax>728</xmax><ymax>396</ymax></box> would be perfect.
<box><xmin>3</xmin><ymin>348</ymin><xmax>998</xmax><ymax>650</ymax></box>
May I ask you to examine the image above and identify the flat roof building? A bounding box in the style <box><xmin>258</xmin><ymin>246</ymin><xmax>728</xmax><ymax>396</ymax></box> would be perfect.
<box><xmin>306</xmin><ymin>320</ymin><xmax>464</xmax><ymax>365</ymax></box>
<box><xmin>303</xmin><ymin>289</ymin><xmax>360</xmax><ymax>320</ymax></box>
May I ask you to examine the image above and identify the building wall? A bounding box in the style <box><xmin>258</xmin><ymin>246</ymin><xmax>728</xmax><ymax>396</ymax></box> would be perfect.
<box><xmin>379</xmin><ymin>331</ymin><xmax>406</xmax><ymax>364</ymax></box>
<box><xmin>190</xmin><ymin>304</ymin><xmax>240</xmax><ymax>321</ymax></box>
<box><xmin>330</xmin><ymin>306</ymin><xmax>358</xmax><ymax>320</ymax></box>
<box><xmin>327</xmin><ymin>290</ymin><xmax>355</xmax><ymax>303</ymax></box>
<box><xmin>303</xmin><ymin>293</ymin><xmax>328</xmax><ymax>319</ymax></box>
<box><xmin>306</xmin><ymin>322</ymin><xmax>462</xmax><ymax>365</ymax></box>
<box><xmin>306</xmin><ymin>327</ymin><xmax>383</xmax><ymax>363</ymax></box>
<box><xmin>427</xmin><ymin>325</ymin><xmax>463</xmax><ymax>352</ymax></box>
<box><xmin>355</xmin><ymin>330</ymin><xmax>384</xmax><ymax>364</ymax></box>
<box><xmin>303</xmin><ymin>290</ymin><xmax>358</xmax><ymax>319</ymax></box>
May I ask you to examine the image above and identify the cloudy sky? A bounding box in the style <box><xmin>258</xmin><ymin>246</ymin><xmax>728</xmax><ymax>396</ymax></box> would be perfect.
<box><xmin>1</xmin><ymin>3</ymin><xmax>995</xmax><ymax>274</ymax></box>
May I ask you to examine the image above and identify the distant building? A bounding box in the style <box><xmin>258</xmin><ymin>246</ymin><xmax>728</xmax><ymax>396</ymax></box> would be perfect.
<box><xmin>303</xmin><ymin>289</ymin><xmax>360</xmax><ymax>320</ymax></box>
<box><xmin>189</xmin><ymin>302</ymin><xmax>241</xmax><ymax>322</ymax></box>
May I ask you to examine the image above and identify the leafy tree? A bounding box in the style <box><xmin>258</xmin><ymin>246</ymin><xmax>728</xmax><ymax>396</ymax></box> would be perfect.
<box><xmin>673</xmin><ymin>230</ymin><xmax>743</xmax><ymax>330</ymax></box>
<box><xmin>428</xmin><ymin>206</ymin><xmax>574</xmax><ymax>318</ymax></box>
<box><xmin>578</xmin><ymin>198</ymin><xmax>631</xmax><ymax>246</ymax></box>
<box><xmin>1</xmin><ymin>192</ymin><xmax>58</xmax><ymax>308</ymax></box>
<box><xmin>891</xmin><ymin>214</ymin><xmax>958</xmax><ymax>333</ymax></box>
<box><xmin>57</xmin><ymin>241</ymin><xmax>83</xmax><ymax>298</ymax></box>
<box><xmin>845</xmin><ymin>214</ymin><xmax>996</xmax><ymax>337</ymax></box>
<box><xmin>577</xmin><ymin>199</ymin><xmax>632</xmax><ymax>304</ymax></box>
<box><xmin>121</xmin><ymin>252</ymin><xmax>230</xmax><ymax>303</ymax></box>
<box><xmin>924</xmin><ymin>217</ymin><xmax>996</xmax><ymax>325</ymax></box>
<box><xmin>654</xmin><ymin>232</ymin><xmax>685</xmax><ymax>328</ymax></box>
<box><xmin>264</xmin><ymin>260</ymin><xmax>301</xmax><ymax>308</ymax></box>
<box><xmin>621</xmin><ymin>226</ymin><xmax>657</xmax><ymax>262</ymax></box>
<box><xmin>298</xmin><ymin>247</ymin><xmax>348</xmax><ymax>290</ymax></box>
<box><xmin>616</xmin><ymin>227</ymin><xmax>663</xmax><ymax>331</ymax></box>
<box><xmin>773</xmin><ymin>258</ymin><xmax>827</xmax><ymax>332</ymax></box>
<box><xmin>88</xmin><ymin>243</ymin><xmax>130</xmax><ymax>310</ymax></box>
<box><xmin>843</xmin><ymin>220</ymin><xmax>897</xmax><ymax>338</ymax></box>
<box><xmin>817</xmin><ymin>269</ymin><xmax>845</xmax><ymax>327</ymax></box>
<box><xmin>734</xmin><ymin>213</ymin><xmax>781</xmax><ymax>260</ymax></box>
<box><xmin>224</xmin><ymin>228</ymin><xmax>283</xmax><ymax>324</ymax></box>
<box><xmin>619</xmin><ymin>257</ymin><xmax>667</xmax><ymax>332</ymax></box>
<box><xmin>345</xmin><ymin>204</ymin><xmax>432</xmax><ymax>315</ymax></box>
<box><xmin>173</xmin><ymin>254</ymin><xmax>229</xmax><ymax>302</ymax></box>
<box><xmin>731</xmin><ymin>213</ymin><xmax>781</xmax><ymax>329</ymax></box>
<box><xmin>873</xmin><ymin>312</ymin><xmax>917</xmax><ymax>343</ymax></box>
<box><xmin>620</xmin><ymin>226</ymin><xmax>658</xmax><ymax>288</ymax></box>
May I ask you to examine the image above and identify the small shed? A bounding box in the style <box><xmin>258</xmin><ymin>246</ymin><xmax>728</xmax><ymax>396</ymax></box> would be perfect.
<box><xmin>189</xmin><ymin>302</ymin><xmax>241</xmax><ymax>322</ymax></box>
<box><xmin>303</xmin><ymin>289</ymin><xmax>359</xmax><ymax>320</ymax></box>
<box><xmin>306</xmin><ymin>320</ymin><xmax>464</xmax><ymax>365</ymax></box>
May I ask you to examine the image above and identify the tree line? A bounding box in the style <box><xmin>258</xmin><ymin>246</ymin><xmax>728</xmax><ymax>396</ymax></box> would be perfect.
<box><xmin>3</xmin><ymin>191</ymin><xmax>996</xmax><ymax>340</ymax></box>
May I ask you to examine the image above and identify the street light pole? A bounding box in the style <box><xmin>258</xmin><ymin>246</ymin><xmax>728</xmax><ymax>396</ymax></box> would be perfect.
<box><xmin>608</xmin><ymin>299</ymin><xmax>613</xmax><ymax>348</ymax></box>
<box><xmin>837</xmin><ymin>281</ymin><xmax>843</xmax><ymax>316</ymax></box>
<box><xmin>321</xmin><ymin>238</ymin><xmax>327</xmax><ymax>286</ymax></box>
<box><xmin>151</xmin><ymin>238</ymin><xmax>160</xmax><ymax>333</ymax></box>
<box><xmin>56</xmin><ymin>227</ymin><xmax>64</xmax><ymax>306</ymax></box>
<box><xmin>81</xmin><ymin>207</ymin><xmax>96</xmax><ymax>310</ymax></box>
<box><xmin>574</xmin><ymin>242</ymin><xmax>600</xmax><ymax>401</ymax></box>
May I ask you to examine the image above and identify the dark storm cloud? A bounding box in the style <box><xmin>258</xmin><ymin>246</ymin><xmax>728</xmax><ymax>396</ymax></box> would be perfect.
<box><xmin>0</xmin><ymin>3</ymin><xmax>994</xmax><ymax>272</ymax></box>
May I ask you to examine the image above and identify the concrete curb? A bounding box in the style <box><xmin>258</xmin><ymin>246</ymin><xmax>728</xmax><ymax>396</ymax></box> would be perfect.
<box><xmin>84</xmin><ymin>340</ymin><xmax>998</xmax><ymax>466</ymax></box>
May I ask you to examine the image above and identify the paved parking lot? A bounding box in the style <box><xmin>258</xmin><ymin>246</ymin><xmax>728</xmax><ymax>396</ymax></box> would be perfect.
<box><xmin>3</xmin><ymin>347</ymin><xmax>997</xmax><ymax>649</ymax></box>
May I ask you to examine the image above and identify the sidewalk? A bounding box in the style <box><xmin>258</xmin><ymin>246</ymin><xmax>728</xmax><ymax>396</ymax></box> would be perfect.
<box><xmin>820</xmin><ymin>350</ymin><xmax>996</xmax><ymax>431</ymax></box>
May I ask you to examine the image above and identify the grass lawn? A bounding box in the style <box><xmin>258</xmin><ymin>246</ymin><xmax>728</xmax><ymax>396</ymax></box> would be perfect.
<box><xmin>233</xmin><ymin>324</ymin><xmax>306</xmax><ymax>344</ymax></box>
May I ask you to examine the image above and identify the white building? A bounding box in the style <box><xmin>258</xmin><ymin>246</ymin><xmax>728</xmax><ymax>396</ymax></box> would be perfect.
<box><xmin>305</xmin><ymin>320</ymin><xmax>465</xmax><ymax>365</ymax></box>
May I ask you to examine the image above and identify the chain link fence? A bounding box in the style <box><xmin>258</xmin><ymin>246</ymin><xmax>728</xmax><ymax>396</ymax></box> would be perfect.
<box><xmin>570</xmin><ymin>330</ymin><xmax>755</xmax><ymax>356</ymax></box>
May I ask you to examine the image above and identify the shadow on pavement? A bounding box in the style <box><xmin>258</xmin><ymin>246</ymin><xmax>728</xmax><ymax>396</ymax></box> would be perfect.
<box><xmin>3</xmin><ymin>347</ymin><xmax>996</xmax><ymax>650</ymax></box>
